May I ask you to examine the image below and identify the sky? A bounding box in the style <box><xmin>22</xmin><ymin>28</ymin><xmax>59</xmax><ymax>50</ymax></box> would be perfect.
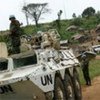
<box><xmin>0</xmin><ymin>0</ymin><xmax>100</xmax><ymax>31</ymax></box>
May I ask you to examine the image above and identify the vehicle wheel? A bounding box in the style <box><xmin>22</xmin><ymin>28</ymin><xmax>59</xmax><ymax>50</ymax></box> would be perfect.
<box><xmin>54</xmin><ymin>77</ymin><xmax>66</xmax><ymax>100</ymax></box>
<box><xmin>72</xmin><ymin>71</ymin><xmax>82</xmax><ymax>100</ymax></box>
<box><xmin>64</xmin><ymin>73</ymin><xmax>75</xmax><ymax>100</ymax></box>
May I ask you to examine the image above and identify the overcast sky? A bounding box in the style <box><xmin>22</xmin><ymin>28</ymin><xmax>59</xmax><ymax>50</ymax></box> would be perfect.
<box><xmin>0</xmin><ymin>0</ymin><xmax>100</xmax><ymax>30</ymax></box>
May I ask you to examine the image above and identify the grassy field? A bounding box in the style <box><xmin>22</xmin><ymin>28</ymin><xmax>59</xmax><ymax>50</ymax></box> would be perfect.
<box><xmin>79</xmin><ymin>59</ymin><xmax>100</xmax><ymax>84</ymax></box>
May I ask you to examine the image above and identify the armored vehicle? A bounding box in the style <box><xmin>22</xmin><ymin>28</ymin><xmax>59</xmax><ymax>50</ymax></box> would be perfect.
<box><xmin>0</xmin><ymin>29</ymin><xmax>82</xmax><ymax>100</ymax></box>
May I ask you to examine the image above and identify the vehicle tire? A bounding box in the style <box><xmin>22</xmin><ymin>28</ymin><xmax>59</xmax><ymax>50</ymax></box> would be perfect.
<box><xmin>64</xmin><ymin>73</ymin><xmax>75</xmax><ymax>100</ymax></box>
<box><xmin>54</xmin><ymin>77</ymin><xmax>66</xmax><ymax>100</ymax></box>
<box><xmin>72</xmin><ymin>71</ymin><xmax>82</xmax><ymax>100</ymax></box>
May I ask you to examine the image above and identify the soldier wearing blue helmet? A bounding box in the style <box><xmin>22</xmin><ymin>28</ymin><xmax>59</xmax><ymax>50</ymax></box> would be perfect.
<box><xmin>81</xmin><ymin>52</ymin><xmax>91</xmax><ymax>86</ymax></box>
<box><xmin>9</xmin><ymin>15</ymin><xmax>23</xmax><ymax>54</ymax></box>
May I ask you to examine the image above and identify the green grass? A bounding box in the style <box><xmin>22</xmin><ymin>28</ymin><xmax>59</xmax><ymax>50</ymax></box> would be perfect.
<box><xmin>79</xmin><ymin>59</ymin><xmax>100</xmax><ymax>84</ymax></box>
<box><xmin>0</xmin><ymin>15</ymin><xmax>99</xmax><ymax>42</ymax></box>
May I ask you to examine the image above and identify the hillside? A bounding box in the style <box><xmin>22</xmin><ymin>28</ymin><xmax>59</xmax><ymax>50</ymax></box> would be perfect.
<box><xmin>0</xmin><ymin>15</ymin><xmax>100</xmax><ymax>47</ymax></box>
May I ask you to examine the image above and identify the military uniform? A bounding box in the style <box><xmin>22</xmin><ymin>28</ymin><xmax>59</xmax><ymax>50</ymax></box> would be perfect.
<box><xmin>81</xmin><ymin>54</ymin><xmax>91</xmax><ymax>86</ymax></box>
<box><xmin>9</xmin><ymin>16</ymin><xmax>23</xmax><ymax>54</ymax></box>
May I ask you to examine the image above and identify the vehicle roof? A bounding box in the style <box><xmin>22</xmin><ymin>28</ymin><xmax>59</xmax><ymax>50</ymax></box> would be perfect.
<box><xmin>10</xmin><ymin>50</ymin><xmax>36</xmax><ymax>59</ymax></box>
<box><xmin>0</xmin><ymin>57</ymin><xmax>8</xmax><ymax>62</ymax></box>
<box><xmin>92</xmin><ymin>45</ymin><xmax>100</xmax><ymax>48</ymax></box>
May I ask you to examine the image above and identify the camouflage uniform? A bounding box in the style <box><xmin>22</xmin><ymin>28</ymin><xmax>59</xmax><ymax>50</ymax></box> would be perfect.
<box><xmin>9</xmin><ymin>19</ymin><xmax>22</xmax><ymax>54</ymax></box>
<box><xmin>81</xmin><ymin>54</ymin><xmax>91</xmax><ymax>86</ymax></box>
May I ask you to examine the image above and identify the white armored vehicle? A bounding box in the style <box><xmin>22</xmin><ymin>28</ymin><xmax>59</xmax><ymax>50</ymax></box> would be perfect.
<box><xmin>0</xmin><ymin>29</ymin><xmax>82</xmax><ymax>100</ymax></box>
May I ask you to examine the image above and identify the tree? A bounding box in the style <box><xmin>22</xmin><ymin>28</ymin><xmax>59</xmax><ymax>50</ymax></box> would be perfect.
<box><xmin>95</xmin><ymin>11</ymin><xmax>100</xmax><ymax>18</ymax></box>
<box><xmin>22</xmin><ymin>6</ymin><xmax>29</xmax><ymax>25</ymax></box>
<box><xmin>57</xmin><ymin>10</ymin><xmax>63</xmax><ymax>20</ymax></box>
<box><xmin>82</xmin><ymin>7</ymin><xmax>95</xmax><ymax>18</ymax></box>
<box><xmin>22</xmin><ymin>3</ymin><xmax>50</xmax><ymax>27</ymax></box>
<box><xmin>71</xmin><ymin>16</ymin><xmax>83</xmax><ymax>26</ymax></box>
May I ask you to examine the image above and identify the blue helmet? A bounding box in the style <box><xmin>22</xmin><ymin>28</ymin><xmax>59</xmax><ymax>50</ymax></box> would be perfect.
<box><xmin>81</xmin><ymin>53</ymin><xmax>86</xmax><ymax>59</ymax></box>
<box><xmin>9</xmin><ymin>15</ymin><xmax>16</xmax><ymax>20</ymax></box>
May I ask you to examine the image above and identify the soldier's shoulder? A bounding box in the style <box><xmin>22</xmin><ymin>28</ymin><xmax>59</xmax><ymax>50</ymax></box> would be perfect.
<box><xmin>15</xmin><ymin>20</ymin><xmax>20</xmax><ymax>24</ymax></box>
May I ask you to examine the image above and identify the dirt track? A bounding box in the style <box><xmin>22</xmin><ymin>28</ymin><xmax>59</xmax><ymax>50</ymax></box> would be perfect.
<box><xmin>82</xmin><ymin>56</ymin><xmax>100</xmax><ymax>100</ymax></box>
<box><xmin>82</xmin><ymin>76</ymin><xmax>100</xmax><ymax>100</ymax></box>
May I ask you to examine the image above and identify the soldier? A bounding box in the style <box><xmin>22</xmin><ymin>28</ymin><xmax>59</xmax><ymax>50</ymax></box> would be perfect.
<box><xmin>81</xmin><ymin>53</ymin><xmax>91</xmax><ymax>86</ymax></box>
<box><xmin>9</xmin><ymin>15</ymin><xmax>23</xmax><ymax>54</ymax></box>
<box><xmin>48</xmin><ymin>30</ymin><xmax>61</xmax><ymax>50</ymax></box>
<box><xmin>20</xmin><ymin>35</ymin><xmax>32</xmax><ymax>52</ymax></box>
<box><xmin>41</xmin><ymin>32</ymin><xmax>51</xmax><ymax>49</ymax></box>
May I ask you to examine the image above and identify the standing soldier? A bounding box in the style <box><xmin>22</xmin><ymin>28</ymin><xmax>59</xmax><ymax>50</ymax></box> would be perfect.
<box><xmin>81</xmin><ymin>53</ymin><xmax>91</xmax><ymax>86</ymax></box>
<box><xmin>9</xmin><ymin>15</ymin><xmax>23</xmax><ymax>54</ymax></box>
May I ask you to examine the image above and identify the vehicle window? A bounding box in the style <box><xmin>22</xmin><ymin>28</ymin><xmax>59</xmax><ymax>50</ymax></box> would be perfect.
<box><xmin>0</xmin><ymin>59</ymin><xmax>8</xmax><ymax>71</ymax></box>
<box><xmin>13</xmin><ymin>54</ymin><xmax>37</xmax><ymax>68</ymax></box>
<box><xmin>94</xmin><ymin>47</ymin><xmax>100</xmax><ymax>49</ymax></box>
<box><xmin>97</xmin><ymin>46</ymin><xmax>100</xmax><ymax>48</ymax></box>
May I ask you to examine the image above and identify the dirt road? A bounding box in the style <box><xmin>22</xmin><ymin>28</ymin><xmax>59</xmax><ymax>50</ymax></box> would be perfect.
<box><xmin>82</xmin><ymin>75</ymin><xmax>100</xmax><ymax>100</ymax></box>
<box><xmin>82</xmin><ymin>56</ymin><xmax>100</xmax><ymax>100</ymax></box>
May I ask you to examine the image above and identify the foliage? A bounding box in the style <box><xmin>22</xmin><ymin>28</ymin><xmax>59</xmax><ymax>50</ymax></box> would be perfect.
<box><xmin>95</xmin><ymin>11</ymin><xmax>100</xmax><ymax>23</ymax></box>
<box><xmin>71</xmin><ymin>17</ymin><xmax>83</xmax><ymax>26</ymax></box>
<box><xmin>23</xmin><ymin>25</ymin><xmax>36</xmax><ymax>34</ymax></box>
<box><xmin>22</xmin><ymin>3</ymin><xmax>50</xmax><ymax>27</ymax></box>
<box><xmin>81</xmin><ymin>16</ymin><xmax>98</xmax><ymax>29</ymax></box>
<box><xmin>0</xmin><ymin>35</ymin><xmax>9</xmax><ymax>43</ymax></box>
<box><xmin>20</xmin><ymin>14</ymin><xmax>100</xmax><ymax>40</ymax></box>
<box><xmin>82</xmin><ymin>7</ymin><xmax>95</xmax><ymax>18</ymax></box>
<box><xmin>1</xmin><ymin>11</ymin><xmax>100</xmax><ymax>42</ymax></box>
